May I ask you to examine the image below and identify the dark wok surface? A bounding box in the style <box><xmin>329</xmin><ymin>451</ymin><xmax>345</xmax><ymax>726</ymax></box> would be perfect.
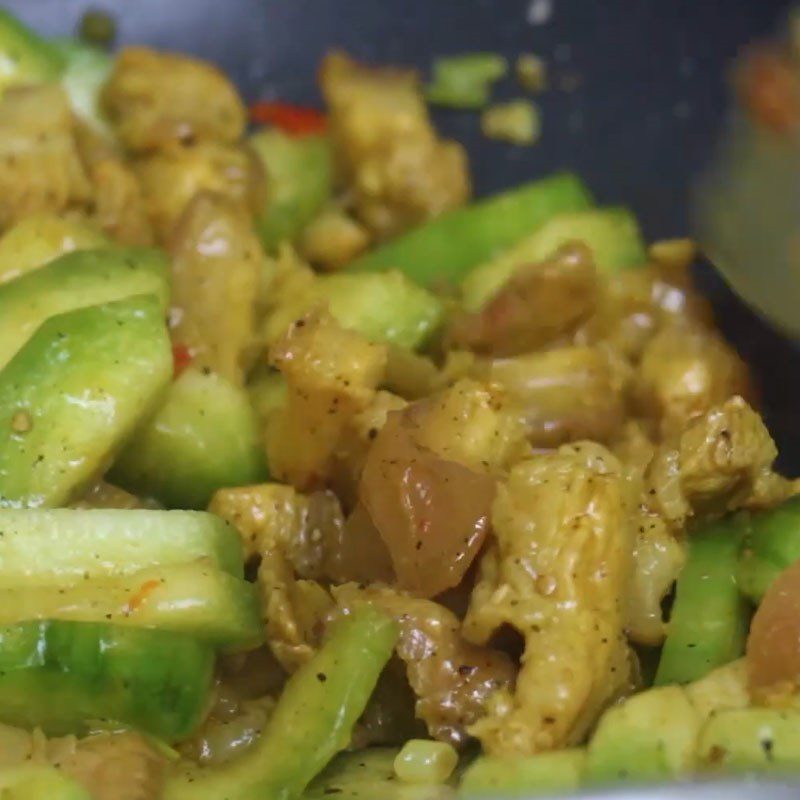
<box><xmin>4</xmin><ymin>7</ymin><xmax>800</xmax><ymax>796</ymax></box>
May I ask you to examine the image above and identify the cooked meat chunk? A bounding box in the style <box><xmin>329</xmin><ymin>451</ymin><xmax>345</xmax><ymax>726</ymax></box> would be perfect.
<box><xmin>463</xmin><ymin>442</ymin><xmax>634</xmax><ymax>755</ymax></box>
<box><xmin>450</xmin><ymin>243</ymin><xmax>598</xmax><ymax>356</ymax></box>
<box><xmin>75</xmin><ymin>123</ymin><xmax>153</xmax><ymax>246</ymax></box>
<box><xmin>321</xmin><ymin>51</ymin><xmax>470</xmax><ymax>238</ymax></box>
<box><xmin>169</xmin><ymin>191</ymin><xmax>264</xmax><ymax>385</ymax></box>
<box><xmin>211</xmin><ymin>481</ymin><xmax>397</xmax><ymax>670</ymax></box>
<box><xmin>267</xmin><ymin>310</ymin><xmax>388</xmax><ymax>490</ymax></box>
<box><xmin>137</xmin><ymin>142</ymin><xmax>266</xmax><ymax>240</ymax></box>
<box><xmin>103</xmin><ymin>46</ymin><xmax>246</xmax><ymax>152</ymax></box>
<box><xmin>335</xmin><ymin>583</ymin><xmax>515</xmax><ymax>747</ymax></box>
<box><xmin>635</xmin><ymin>323</ymin><xmax>751</xmax><ymax>438</ymax></box>
<box><xmin>0</xmin><ymin>726</ymin><xmax>166</xmax><ymax>800</ymax></box>
<box><xmin>0</xmin><ymin>85</ymin><xmax>91</xmax><ymax>228</ymax></box>
<box><xmin>646</xmin><ymin>395</ymin><xmax>796</xmax><ymax>528</ymax></box>
<box><xmin>482</xmin><ymin>346</ymin><xmax>628</xmax><ymax>448</ymax></box>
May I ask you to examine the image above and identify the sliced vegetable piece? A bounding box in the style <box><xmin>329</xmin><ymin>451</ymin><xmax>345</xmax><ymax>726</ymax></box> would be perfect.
<box><xmin>0</xmin><ymin>246</ymin><xmax>170</xmax><ymax>369</ymax></box>
<box><xmin>459</xmin><ymin>750</ymin><xmax>585</xmax><ymax>798</ymax></box>
<box><xmin>0</xmin><ymin>295</ymin><xmax>171</xmax><ymax>508</ymax></box>
<box><xmin>698</xmin><ymin>708</ymin><xmax>800</xmax><ymax>772</ymax></box>
<box><xmin>656</xmin><ymin>516</ymin><xmax>749</xmax><ymax>686</ymax></box>
<box><xmin>394</xmin><ymin>740</ymin><xmax>458</xmax><ymax>785</ymax></box>
<box><xmin>247</xmin><ymin>368</ymin><xmax>287</xmax><ymax>427</ymax></box>
<box><xmin>249</xmin><ymin>102</ymin><xmax>326</xmax><ymax>136</ymax></box>
<box><xmin>0</xmin><ymin>9</ymin><xmax>64</xmax><ymax>92</ymax></box>
<box><xmin>263</xmin><ymin>270</ymin><xmax>444</xmax><ymax>350</ymax></box>
<box><xmin>0</xmin><ymin>214</ymin><xmax>109</xmax><ymax>285</ymax></box>
<box><xmin>54</xmin><ymin>39</ymin><xmax>113</xmax><ymax>135</ymax></box>
<box><xmin>307</xmin><ymin>749</ymin><xmax>454</xmax><ymax>800</ymax></box>
<box><xmin>164</xmin><ymin>606</ymin><xmax>397</xmax><ymax>800</ymax></box>
<box><xmin>0</xmin><ymin>561</ymin><xmax>261</xmax><ymax>649</ymax></box>
<box><xmin>481</xmin><ymin>99</ymin><xmax>541</xmax><ymax>145</ymax></box>
<box><xmin>250</xmin><ymin>128</ymin><xmax>333</xmax><ymax>250</ymax></box>
<box><xmin>737</xmin><ymin>496</ymin><xmax>800</xmax><ymax>602</ymax></box>
<box><xmin>426</xmin><ymin>53</ymin><xmax>508</xmax><ymax>109</ymax></box>
<box><xmin>111</xmin><ymin>367</ymin><xmax>267</xmax><ymax>509</ymax></box>
<box><xmin>0</xmin><ymin>508</ymin><xmax>244</xmax><ymax>584</ymax></box>
<box><xmin>0</xmin><ymin>764</ymin><xmax>90</xmax><ymax>800</ymax></box>
<box><xmin>0</xmin><ymin>620</ymin><xmax>213</xmax><ymax>741</ymax></box>
<box><xmin>461</xmin><ymin>207</ymin><xmax>646</xmax><ymax>310</ymax></box>
<box><xmin>684</xmin><ymin>659</ymin><xmax>750</xmax><ymax>720</ymax></box>
<box><xmin>349</xmin><ymin>172</ymin><xmax>593</xmax><ymax>286</ymax></box>
<box><xmin>585</xmin><ymin>686</ymin><xmax>700</xmax><ymax>784</ymax></box>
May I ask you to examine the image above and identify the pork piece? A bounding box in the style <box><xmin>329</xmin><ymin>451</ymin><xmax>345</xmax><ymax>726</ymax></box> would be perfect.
<box><xmin>169</xmin><ymin>192</ymin><xmax>263</xmax><ymax>385</ymax></box>
<box><xmin>0</xmin><ymin>85</ymin><xmax>91</xmax><ymax>228</ymax></box>
<box><xmin>335</xmin><ymin>583</ymin><xmax>515</xmax><ymax>747</ymax></box>
<box><xmin>449</xmin><ymin>243</ymin><xmax>597</xmax><ymax>357</ymax></box>
<box><xmin>320</xmin><ymin>51</ymin><xmax>470</xmax><ymax>238</ymax></box>
<box><xmin>102</xmin><ymin>46</ymin><xmax>246</xmax><ymax>151</ymax></box>
<box><xmin>463</xmin><ymin>442</ymin><xmax>634</xmax><ymax>755</ymax></box>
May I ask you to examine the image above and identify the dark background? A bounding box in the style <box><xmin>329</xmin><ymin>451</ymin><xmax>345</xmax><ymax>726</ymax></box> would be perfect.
<box><xmin>6</xmin><ymin>0</ymin><xmax>800</xmax><ymax>469</ymax></box>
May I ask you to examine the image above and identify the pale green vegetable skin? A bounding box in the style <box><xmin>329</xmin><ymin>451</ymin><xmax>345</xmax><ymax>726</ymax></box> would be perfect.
<box><xmin>111</xmin><ymin>367</ymin><xmax>268</xmax><ymax>510</ymax></box>
<box><xmin>0</xmin><ymin>295</ymin><xmax>171</xmax><ymax>508</ymax></box>
<box><xmin>737</xmin><ymin>496</ymin><xmax>800</xmax><ymax>602</ymax></box>
<box><xmin>461</xmin><ymin>206</ymin><xmax>647</xmax><ymax>311</ymax></box>
<box><xmin>0</xmin><ymin>9</ymin><xmax>64</xmax><ymax>92</ymax></box>
<box><xmin>266</xmin><ymin>270</ymin><xmax>444</xmax><ymax>350</ymax></box>
<box><xmin>0</xmin><ymin>561</ymin><xmax>262</xmax><ymax>649</ymax></box>
<box><xmin>250</xmin><ymin>129</ymin><xmax>333</xmax><ymax>251</ymax></box>
<box><xmin>53</xmin><ymin>38</ymin><xmax>113</xmax><ymax>135</ymax></box>
<box><xmin>320</xmin><ymin>271</ymin><xmax>444</xmax><ymax>349</ymax></box>
<box><xmin>585</xmin><ymin>686</ymin><xmax>700</xmax><ymax>783</ymax></box>
<box><xmin>426</xmin><ymin>53</ymin><xmax>508</xmax><ymax>109</ymax></box>
<box><xmin>655</xmin><ymin>516</ymin><xmax>749</xmax><ymax>686</ymax></box>
<box><xmin>0</xmin><ymin>247</ymin><xmax>170</xmax><ymax>370</ymax></box>
<box><xmin>0</xmin><ymin>214</ymin><xmax>109</xmax><ymax>285</ymax></box>
<box><xmin>350</xmin><ymin>173</ymin><xmax>593</xmax><ymax>286</ymax></box>
<box><xmin>0</xmin><ymin>508</ymin><xmax>245</xmax><ymax>583</ymax></box>
<box><xmin>698</xmin><ymin>709</ymin><xmax>800</xmax><ymax>772</ymax></box>
<box><xmin>306</xmin><ymin>749</ymin><xmax>454</xmax><ymax>800</ymax></box>
<box><xmin>164</xmin><ymin>607</ymin><xmax>398</xmax><ymax>800</ymax></box>
<box><xmin>459</xmin><ymin>750</ymin><xmax>585</xmax><ymax>798</ymax></box>
<box><xmin>0</xmin><ymin>764</ymin><xmax>90</xmax><ymax>800</ymax></box>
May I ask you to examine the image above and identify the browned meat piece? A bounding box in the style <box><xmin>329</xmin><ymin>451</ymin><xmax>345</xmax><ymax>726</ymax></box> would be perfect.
<box><xmin>267</xmin><ymin>310</ymin><xmax>387</xmax><ymax>491</ymax></box>
<box><xmin>210</xmin><ymin>482</ymin><xmax>395</xmax><ymax>670</ymax></box>
<box><xmin>577</xmin><ymin>255</ymin><xmax>713</xmax><ymax>361</ymax></box>
<box><xmin>635</xmin><ymin>322</ymin><xmax>751</xmax><ymax>438</ymax></box>
<box><xmin>449</xmin><ymin>243</ymin><xmax>598</xmax><ymax>356</ymax></box>
<box><xmin>0</xmin><ymin>727</ymin><xmax>166</xmax><ymax>800</ymax></box>
<box><xmin>102</xmin><ymin>46</ymin><xmax>246</xmax><ymax>152</ymax></box>
<box><xmin>0</xmin><ymin>85</ymin><xmax>91</xmax><ymax>228</ymax></box>
<box><xmin>482</xmin><ymin>345</ymin><xmax>628</xmax><ymax>448</ymax></box>
<box><xmin>646</xmin><ymin>395</ymin><xmax>796</xmax><ymax>528</ymax></box>
<box><xmin>75</xmin><ymin>123</ymin><xmax>154</xmax><ymax>246</ymax></box>
<box><xmin>321</xmin><ymin>51</ymin><xmax>470</xmax><ymax>239</ymax></box>
<box><xmin>464</xmin><ymin>442</ymin><xmax>634</xmax><ymax>755</ymax></box>
<box><xmin>59</xmin><ymin>732</ymin><xmax>167</xmax><ymax>800</ymax></box>
<box><xmin>136</xmin><ymin>142</ymin><xmax>266</xmax><ymax>240</ymax></box>
<box><xmin>335</xmin><ymin>583</ymin><xmax>515</xmax><ymax>747</ymax></box>
<box><xmin>169</xmin><ymin>191</ymin><xmax>264</xmax><ymax>385</ymax></box>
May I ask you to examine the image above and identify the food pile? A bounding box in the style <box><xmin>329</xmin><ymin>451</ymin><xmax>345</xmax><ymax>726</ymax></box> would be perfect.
<box><xmin>0</xmin><ymin>9</ymin><xmax>797</xmax><ymax>799</ymax></box>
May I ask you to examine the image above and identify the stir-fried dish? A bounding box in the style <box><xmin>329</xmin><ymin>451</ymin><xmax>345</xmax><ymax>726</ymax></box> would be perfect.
<box><xmin>0</xmin><ymin>9</ymin><xmax>798</xmax><ymax>799</ymax></box>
